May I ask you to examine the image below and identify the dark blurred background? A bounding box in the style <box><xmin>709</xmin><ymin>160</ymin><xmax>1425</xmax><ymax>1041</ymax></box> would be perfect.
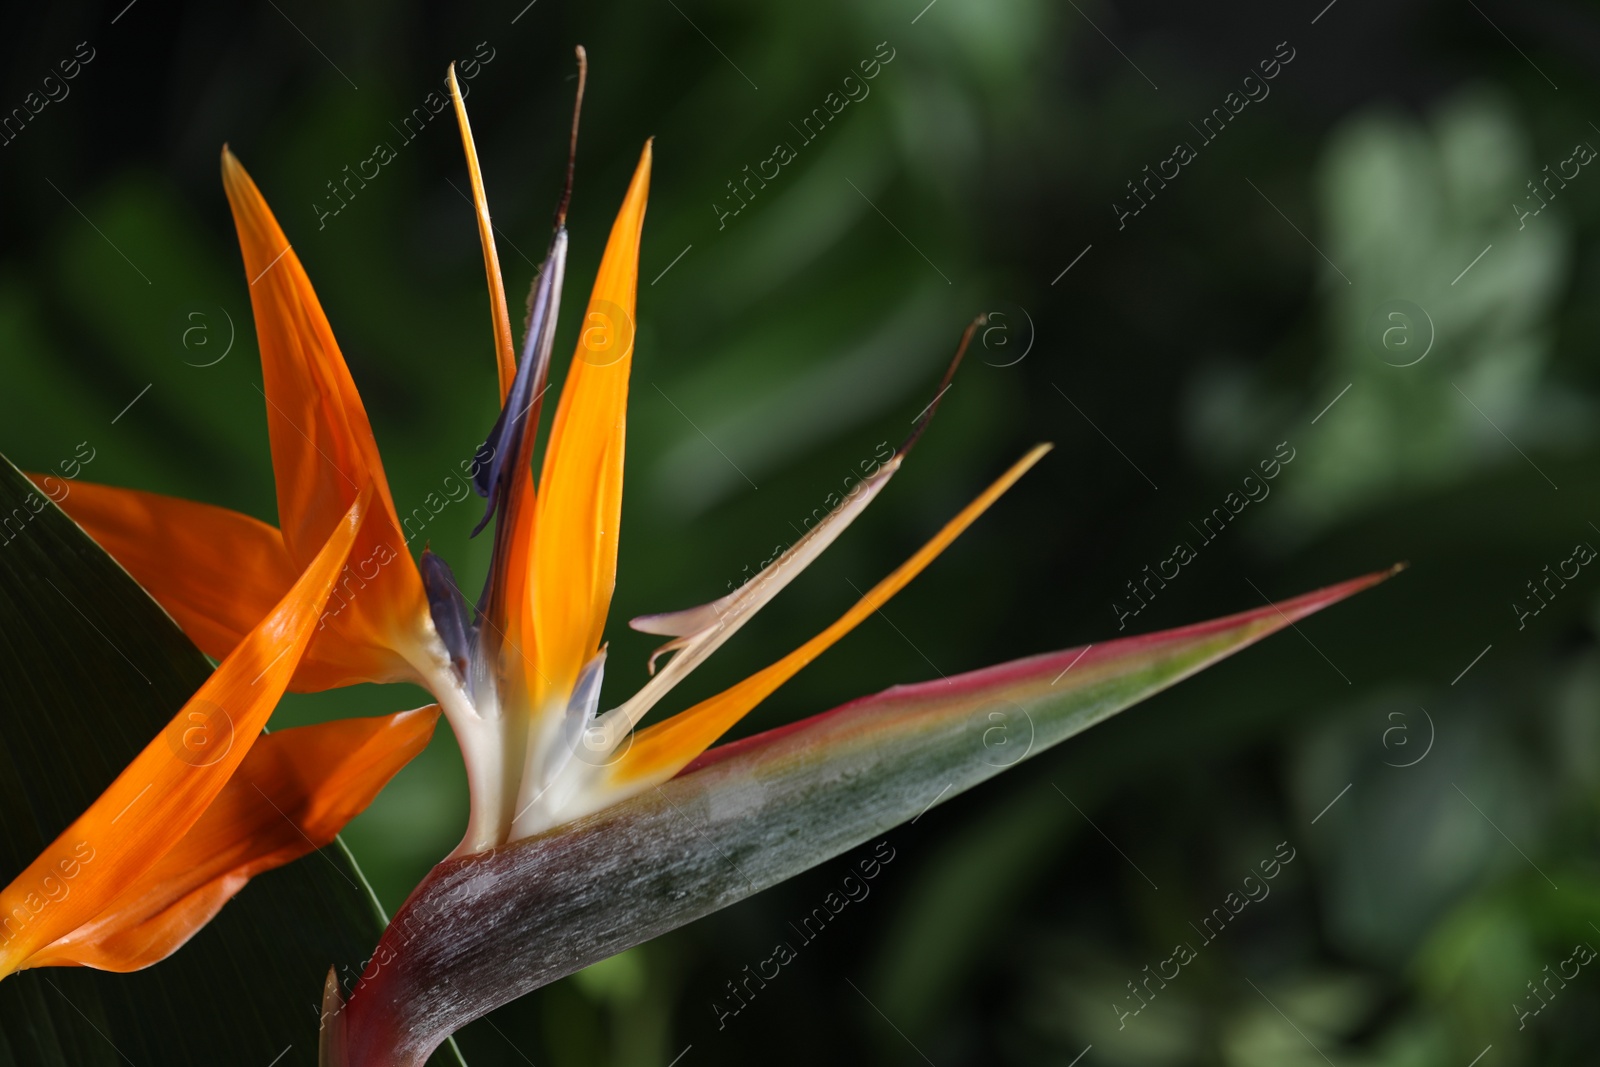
<box><xmin>4</xmin><ymin>0</ymin><xmax>1600</xmax><ymax>1063</ymax></box>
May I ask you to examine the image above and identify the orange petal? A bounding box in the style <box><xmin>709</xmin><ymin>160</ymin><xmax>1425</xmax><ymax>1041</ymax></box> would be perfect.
<box><xmin>609</xmin><ymin>445</ymin><xmax>1052</xmax><ymax>787</ymax></box>
<box><xmin>24</xmin><ymin>707</ymin><xmax>439</xmax><ymax>972</ymax></box>
<box><xmin>34</xmin><ymin>476</ymin><xmax>296</xmax><ymax>665</ymax></box>
<box><xmin>0</xmin><ymin>488</ymin><xmax>367</xmax><ymax>977</ymax></box>
<box><xmin>38</xmin><ymin>477</ymin><xmax>422</xmax><ymax>692</ymax></box>
<box><xmin>531</xmin><ymin>142</ymin><xmax>651</xmax><ymax>700</ymax></box>
<box><xmin>447</xmin><ymin>64</ymin><xmax>518</xmax><ymax>401</ymax></box>
<box><xmin>221</xmin><ymin>149</ymin><xmax>432</xmax><ymax>685</ymax></box>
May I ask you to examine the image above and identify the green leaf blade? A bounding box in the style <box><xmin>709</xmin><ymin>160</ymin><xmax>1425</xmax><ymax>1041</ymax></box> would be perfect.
<box><xmin>0</xmin><ymin>455</ymin><xmax>451</xmax><ymax>1066</ymax></box>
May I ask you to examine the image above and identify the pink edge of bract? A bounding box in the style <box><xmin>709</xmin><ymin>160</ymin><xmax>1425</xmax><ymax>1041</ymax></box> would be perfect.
<box><xmin>676</xmin><ymin>565</ymin><xmax>1401</xmax><ymax>778</ymax></box>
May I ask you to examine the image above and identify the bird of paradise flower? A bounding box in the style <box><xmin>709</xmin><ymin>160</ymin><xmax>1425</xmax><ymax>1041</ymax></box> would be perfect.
<box><xmin>0</xmin><ymin>50</ymin><xmax>1395</xmax><ymax>1066</ymax></box>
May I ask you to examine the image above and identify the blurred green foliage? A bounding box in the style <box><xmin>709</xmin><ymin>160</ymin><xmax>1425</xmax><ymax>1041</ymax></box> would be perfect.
<box><xmin>4</xmin><ymin>0</ymin><xmax>1600</xmax><ymax>1064</ymax></box>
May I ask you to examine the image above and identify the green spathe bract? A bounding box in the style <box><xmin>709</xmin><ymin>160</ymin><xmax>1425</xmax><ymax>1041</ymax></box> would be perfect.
<box><xmin>324</xmin><ymin>568</ymin><xmax>1393</xmax><ymax>1065</ymax></box>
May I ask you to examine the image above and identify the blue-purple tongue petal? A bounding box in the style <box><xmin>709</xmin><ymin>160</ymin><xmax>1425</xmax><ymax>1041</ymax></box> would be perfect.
<box><xmin>420</xmin><ymin>548</ymin><xmax>472</xmax><ymax>680</ymax></box>
<box><xmin>535</xmin><ymin>647</ymin><xmax>608</xmax><ymax>794</ymax></box>
<box><xmin>469</xmin><ymin>228</ymin><xmax>570</xmax><ymax>537</ymax></box>
<box><xmin>469</xmin><ymin>407</ymin><xmax>509</xmax><ymax>504</ymax></box>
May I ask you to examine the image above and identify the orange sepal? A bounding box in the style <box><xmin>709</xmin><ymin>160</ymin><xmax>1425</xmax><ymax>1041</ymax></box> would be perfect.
<box><xmin>221</xmin><ymin>148</ymin><xmax>431</xmax><ymax>687</ymax></box>
<box><xmin>33</xmin><ymin>476</ymin><xmax>297</xmax><ymax>664</ymax></box>
<box><xmin>23</xmin><ymin>707</ymin><xmax>439</xmax><ymax>972</ymax></box>
<box><xmin>37</xmin><ymin>476</ymin><xmax>423</xmax><ymax>692</ymax></box>
<box><xmin>531</xmin><ymin>141</ymin><xmax>652</xmax><ymax>701</ymax></box>
<box><xmin>0</xmin><ymin>489</ymin><xmax>367</xmax><ymax>977</ymax></box>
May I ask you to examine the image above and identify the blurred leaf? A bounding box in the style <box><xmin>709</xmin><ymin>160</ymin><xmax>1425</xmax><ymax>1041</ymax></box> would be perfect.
<box><xmin>1189</xmin><ymin>88</ymin><xmax>1579</xmax><ymax>536</ymax></box>
<box><xmin>867</xmin><ymin>779</ymin><xmax>1081</xmax><ymax>1032</ymax></box>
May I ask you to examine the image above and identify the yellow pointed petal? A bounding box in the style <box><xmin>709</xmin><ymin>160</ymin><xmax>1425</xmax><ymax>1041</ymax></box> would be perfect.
<box><xmin>448</xmin><ymin>64</ymin><xmax>517</xmax><ymax>401</ymax></box>
<box><xmin>0</xmin><ymin>488</ymin><xmax>368</xmax><ymax>978</ymax></box>
<box><xmin>594</xmin><ymin>321</ymin><xmax>983</xmax><ymax>745</ymax></box>
<box><xmin>609</xmin><ymin>445</ymin><xmax>1052</xmax><ymax>787</ymax></box>
<box><xmin>531</xmin><ymin>142</ymin><xmax>651</xmax><ymax>700</ymax></box>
